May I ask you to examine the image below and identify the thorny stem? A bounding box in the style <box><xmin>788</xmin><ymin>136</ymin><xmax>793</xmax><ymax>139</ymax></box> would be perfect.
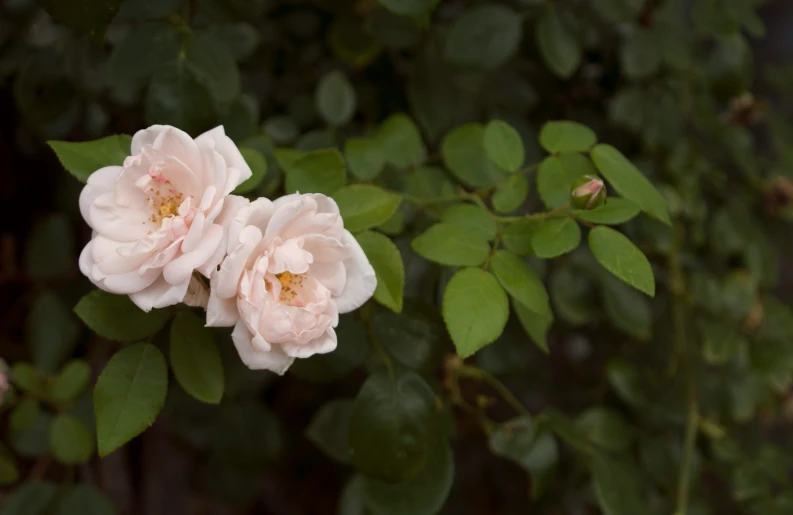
<box><xmin>451</xmin><ymin>364</ymin><xmax>533</xmax><ymax>420</ymax></box>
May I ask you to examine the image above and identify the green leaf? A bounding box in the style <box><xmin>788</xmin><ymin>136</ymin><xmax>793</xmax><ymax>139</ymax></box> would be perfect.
<box><xmin>536</xmin><ymin>8</ymin><xmax>581</xmax><ymax>78</ymax></box>
<box><xmin>50</xmin><ymin>360</ymin><xmax>92</xmax><ymax>404</ymax></box>
<box><xmin>537</xmin><ymin>154</ymin><xmax>596</xmax><ymax>209</ymax></box>
<box><xmin>94</xmin><ymin>343</ymin><xmax>168</xmax><ymax>457</ymax></box>
<box><xmin>412</xmin><ymin>224</ymin><xmax>490</xmax><ymax>267</ymax></box>
<box><xmin>602</xmin><ymin>278</ymin><xmax>652</xmax><ymax>340</ymax></box>
<box><xmin>606</xmin><ymin>359</ymin><xmax>648</xmax><ymax>408</ymax></box>
<box><xmin>362</xmin><ymin>438</ymin><xmax>454</xmax><ymax>515</ymax></box>
<box><xmin>316</xmin><ymin>70</ymin><xmax>356</xmax><ymax>126</ymax></box>
<box><xmin>356</xmin><ymin>231</ymin><xmax>405</xmax><ymax>313</ymax></box>
<box><xmin>170</xmin><ymin>311</ymin><xmax>224</xmax><ymax>404</ymax></box>
<box><xmin>106</xmin><ymin>23</ymin><xmax>179</xmax><ymax>91</ymax></box>
<box><xmin>74</xmin><ymin>290</ymin><xmax>172</xmax><ymax>342</ymax></box>
<box><xmin>590</xmin><ymin>144</ymin><xmax>671</xmax><ymax>225</ymax></box>
<box><xmin>145</xmin><ymin>62</ymin><xmax>217</xmax><ymax>135</ymax></box>
<box><xmin>588</xmin><ymin>226</ymin><xmax>655</xmax><ymax>297</ymax></box>
<box><xmin>502</xmin><ymin>219</ymin><xmax>539</xmax><ymax>255</ymax></box>
<box><xmin>345</xmin><ymin>137</ymin><xmax>386</xmax><ymax>180</ymax></box>
<box><xmin>373</xmin><ymin>300</ymin><xmax>446</xmax><ymax>372</ymax></box>
<box><xmin>442</xmin><ymin>123</ymin><xmax>507</xmax><ymax>187</ymax></box>
<box><xmin>349</xmin><ymin>367</ymin><xmax>437</xmax><ymax>482</ymax></box>
<box><xmin>539</xmin><ymin>120</ymin><xmax>597</xmax><ymax>154</ymax></box>
<box><xmin>590</xmin><ymin>453</ymin><xmax>645</xmax><ymax>515</ymax></box>
<box><xmin>484</xmin><ymin>120</ymin><xmax>525</xmax><ymax>172</ymax></box>
<box><xmin>48</xmin><ymin>135</ymin><xmax>132</xmax><ymax>183</ymax></box>
<box><xmin>575</xmin><ymin>408</ymin><xmax>632</xmax><ymax>452</ymax></box>
<box><xmin>334</xmin><ymin>185</ymin><xmax>402</xmax><ymax>234</ymax></box>
<box><xmin>375</xmin><ymin>114</ymin><xmax>426</xmax><ymax>169</ymax></box>
<box><xmin>50</xmin><ymin>415</ymin><xmax>94</xmax><ymax>465</ymax></box>
<box><xmin>489</xmin><ymin>417</ymin><xmax>558</xmax><ymax>473</ymax></box>
<box><xmin>24</xmin><ymin>213</ymin><xmax>75</xmax><ymax>282</ymax></box>
<box><xmin>54</xmin><ymin>486</ymin><xmax>117</xmax><ymax>515</ymax></box>
<box><xmin>306</xmin><ymin>399</ymin><xmax>354</xmax><ymax>464</ymax></box>
<box><xmin>262</xmin><ymin>116</ymin><xmax>299</xmax><ymax>144</ymax></box>
<box><xmin>514</xmin><ymin>299</ymin><xmax>553</xmax><ymax>354</ymax></box>
<box><xmin>491</xmin><ymin>250</ymin><xmax>550</xmax><ymax>317</ymax></box>
<box><xmin>441</xmin><ymin>204</ymin><xmax>497</xmax><ymax>241</ymax></box>
<box><xmin>338</xmin><ymin>476</ymin><xmax>368</xmax><ymax>515</ymax></box>
<box><xmin>593</xmin><ymin>0</ymin><xmax>644</xmax><ymax>23</ymax></box>
<box><xmin>443</xmin><ymin>268</ymin><xmax>509</xmax><ymax>358</ymax></box>
<box><xmin>405</xmin><ymin>166</ymin><xmax>458</xmax><ymax>203</ymax></box>
<box><xmin>444</xmin><ymin>5</ymin><xmax>522</xmax><ymax>71</ymax></box>
<box><xmin>10</xmin><ymin>363</ymin><xmax>44</xmax><ymax>395</ymax></box>
<box><xmin>209</xmin><ymin>23</ymin><xmax>259</xmax><ymax>62</ymax></box>
<box><xmin>375</xmin><ymin>0</ymin><xmax>437</xmax><ymax>17</ymax></box>
<box><xmin>493</xmin><ymin>175</ymin><xmax>529</xmax><ymax>213</ymax></box>
<box><xmin>233</xmin><ymin>147</ymin><xmax>268</xmax><ymax>194</ymax></box>
<box><xmin>621</xmin><ymin>29</ymin><xmax>662</xmax><ymax>79</ymax></box>
<box><xmin>290</xmin><ymin>315</ymin><xmax>369</xmax><ymax>383</ymax></box>
<box><xmin>541</xmin><ymin>408</ymin><xmax>591</xmax><ymax>453</ymax></box>
<box><xmin>184</xmin><ymin>30</ymin><xmax>241</xmax><ymax>103</ymax></box>
<box><xmin>699</xmin><ymin>318</ymin><xmax>746</xmax><ymax>365</ymax></box>
<box><xmin>0</xmin><ymin>455</ymin><xmax>19</xmax><ymax>485</ymax></box>
<box><xmin>573</xmin><ymin>198</ymin><xmax>640</xmax><ymax>225</ymax></box>
<box><xmin>0</xmin><ymin>481</ymin><xmax>58</xmax><ymax>515</ymax></box>
<box><xmin>531</xmin><ymin>218</ymin><xmax>581</xmax><ymax>258</ymax></box>
<box><xmin>27</xmin><ymin>291</ymin><xmax>80</xmax><ymax>374</ymax></box>
<box><xmin>285</xmin><ymin>148</ymin><xmax>347</xmax><ymax>195</ymax></box>
<box><xmin>11</xmin><ymin>399</ymin><xmax>41</xmax><ymax>430</ymax></box>
<box><xmin>37</xmin><ymin>0</ymin><xmax>123</xmax><ymax>43</ymax></box>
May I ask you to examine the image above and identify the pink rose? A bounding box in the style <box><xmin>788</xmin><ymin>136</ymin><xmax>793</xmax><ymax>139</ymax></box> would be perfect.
<box><xmin>79</xmin><ymin>125</ymin><xmax>251</xmax><ymax>312</ymax></box>
<box><xmin>207</xmin><ymin>193</ymin><xmax>376</xmax><ymax>374</ymax></box>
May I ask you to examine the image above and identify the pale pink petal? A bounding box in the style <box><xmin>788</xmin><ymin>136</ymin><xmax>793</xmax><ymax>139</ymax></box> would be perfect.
<box><xmin>79</xmin><ymin>166</ymin><xmax>121</xmax><ymax>225</ymax></box>
<box><xmin>302</xmin><ymin>234</ymin><xmax>349</xmax><ymax>262</ymax></box>
<box><xmin>310</xmin><ymin>261</ymin><xmax>346</xmax><ymax>296</ymax></box>
<box><xmin>79</xmin><ymin>241</ymin><xmax>96</xmax><ymax>283</ymax></box>
<box><xmin>268</xmin><ymin>237</ymin><xmax>313</xmax><ymax>275</ymax></box>
<box><xmin>280</xmin><ymin>328</ymin><xmax>337</xmax><ymax>358</ymax></box>
<box><xmin>264</xmin><ymin>195</ymin><xmax>317</xmax><ymax>241</ymax></box>
<box><xmin>206</xmin><ymin>274</ymin><xmax>240</xmax><ymax>327</ymax></box>
<box><xmin>231</xmin><ymin>322</ymin><xmax>294</xmax><ymax>374</ymax></box>
<box><xmin>334</xmin><ymin>230</ymin><xmax>377</xmax><ymax>313</ymax></box>
<box><xmin>100</xmin><ymin>267</ymin><xmax>160</xmax><ymax>295</ymax></box>
<box><xmin>131</xmin><ymin>125</ymin><xmax>168</xmax><ymax>155</ymax></box>
<box><xmin>92</xmin><ymin>235</ymin><xmax>152</xmax><ymax>275</ymax></box>
<box><xmin>89</xmin><ymin>193</ymin><xmax>152</xmax><ymax>240</ymax></box>
<box><xmin>213</xmin><ymin>225</ymin><xmax>263</xmax><ymax>299</ymax></box>
<box><xmin>162</xmin><ymin>224</ymin><xmax>223</xmax><ymax>285</ymax></box>
<box><xmin>181</xmin><ymin>212</ymin><xmax>205</xmax><ymax>253</ymax></box>
<box><xmin>151</xmin><ymin>126</ymin><xmax>203</xmax><ymax>176</ymax></box>
<box><xmin>195</xmin><ymin>126</ymin><xmax>252</xmax><ymax>186</ymax></box>
<box><xmin>129</xmin><ymin>276</ymin><xmax>190</xmax><ymax>312</ymax></box>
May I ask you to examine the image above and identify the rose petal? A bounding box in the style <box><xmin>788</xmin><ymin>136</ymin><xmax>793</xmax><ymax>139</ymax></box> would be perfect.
<box><xmin>213</xmin><ymin>225</ymin><xmax>263</xmax><ymax>299</ymax></box>
<box><xmin>129</xmin><ymin>277</ymin><xmax>190</xmax><ymax>312</ymax></box>
<box><xmin>334</xmin><ymin>230</ymin><xmax>377</xmax><ymax>313</ymax></box>
<box><xmin>162</xmin><ymin>224</ymin><xmax>224</xmax><ymax>285</ymax></box>
<box><xmin>231</xmin><ymin>322</ymin><xmax>294</xmax><ymax>374</ymax></box>
<box><xmin>310</xmin><ymin>261</ymin><xmax>347</xmax><ymax>296</ymax></box>
<box><xmin>79</xmin><ymin>166</ymin><xmax>121</xmax><ymax>225</ymax></box>
<box><xmin>280</xmin><ymin>328</ymin><xmax>337</xmax><ymax>358</ymax></box>
<box><xmin>196</xmin><ymin>126</ymin><xmax>252</xmax><ymax>186</ymax></box>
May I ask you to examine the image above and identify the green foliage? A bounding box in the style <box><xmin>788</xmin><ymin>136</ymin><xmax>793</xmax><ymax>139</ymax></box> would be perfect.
<box><xmin>540</xmin><ymin>121</ymin><xmax>597</xmax><ymax>154</ymax></box>
<box><xmin>48</xmin><ymin>135</ymin><xmax>131</xmax><ymax>184</ymax></box>
<box><xmin>334</xmin><ymin>185</ymin><xmax>402</xmax><ymax>234</ymax></box>
<box><xmin>444</xmin><ymin>4</ymin><xmax>522</xmax><ymax>71</ymax></box>
<box><xmin>284</xmin><ymin>148</ymin><xmax>346</xmax><ymax>195</ymax></box>
<box><xmin>50</xmin><ymin>415</ymin><xmax>94</xmax><ymax>464</ymax></box>
<box><xmin>74</xmin><ymin>290</ymin><xmax>172</xmax><ymax>342</ymax></box>
<box><xmin>484</xmin><ymin>120</ymin><xmax>525</xmax><ymax>172</ymax></box>
<box><xmin>589</xmin><ymin>226</ymin><xmax>655</xmax><ymax>297</ymax></box>
<box><xmin>170</xmin><ymin>311</ymin><xmax>224</xmax><ymax>404</ymax></box>
<box><xmin>356</xmin><ymin>231</ymin><xmax>405</xmax><ymax>313</ymax></box>
<box><xmin>93</xmin><ymin>343</ymin><xmax>168</xmax><ymax>457</ymax></box>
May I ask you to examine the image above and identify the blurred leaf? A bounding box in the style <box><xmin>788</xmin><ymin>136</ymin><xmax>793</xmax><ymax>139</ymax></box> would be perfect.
<box><xmin>106</xmin><ymin>23</ymin><xmax>179</xmax><ymax>91</ymax></box>
<box><xmin>621</xmin><ymin>29</ymin><xmax>662</xmax><ymax>79</ymax></box>
<box><xmin>74</xmin><ymin>290</ymin><xmax>171</xmax><ymax>342</ymax></box>
<box><xmin>306</xmin><ymin>399</ymin><xmax>354</xmax><ymax>464</ymax></box>
<box><xmin>607</xmin><ymin>360</ymin><xmax>648</xmax><ymax>408</ymax></box>
<box><xmin>36</xmin><ymin>0</ymin><xmax>123</xmax><ymax>43</ymax></box>
<box><xmin>549</xmin><ymin>265</ymin><xmax>596</xmax><ymax>326</ymax></box>
<box><xmin>10</xmin><ymin>409</ymin><xmax>53</xmax><ymax>457</ymax></box>
<box><xmin>444</xmin><ymin>4</ymin><xmax>522</xmax><ymax>71</ymax></box>
<box><xmin>405</xmin><ymin>166</ymin><xmax>457</xmax><ymax>203</ymax></box>
<box><xmin>48</xmin><ymin>135</ymin><xmax>131</xmax><ymax>183</ymax></box>
<box><xmin>233</xmin><ymin>147</ymin><xmax>268</xmax><ymax>194</ymax></box>
<box><xmin>442</xmin><ymin>123</ymin><xmax>507</xmax><ymax>187</ymax></box>
<box><xmin>443</xmin><ymin>268</ymin><xmax>509</xmax><ymax>358</ymax></box>
<box><xmin>362</xmin><ymin>438</ymin><xmax>454</xmax><ymax>515</ymax></box>
<box><xmin>349</xmin><ymin>367</ymin><xmax>436</xmax><ymax>482</ymax></box>
<box><xmin>263</xmin><ymin>116</ymin><xmax>299</xmax><ymax>145</ymax></box>
<box><xmin>501</xmin><ymin>219</ymin><xmax>538</xmax><ymax>255</ymax></box>
<box><xmin>589</xmin><ymin>227</ymin><xmax>655</xmax><ymax>297</ymax></box>
<box><xmin>170</xmin><ymin>311</ymin><xmax>224</xmax><ymax>405</ymax></box>
<box><xmin>0</xmin><ymin>455</ymin><xmax>19</xmax><ymax>485</ymax></box>
<box><xmin>357</xmin><ymin>231</ymin><xmax>405</xmax><ymax>313</ymax></box>
<box><xmin>536</xmin><ymin>8</ymin><xmax>581</xmax><ymax>78</ymax></box>
<box><xmin>531</xmin><ymin>218</ymin><xmax>581</xmax><ymax>258</ymax></box>
<box><xmin>542</xmin><ymin>408</ymin><xmax>591</xmax><ymax>453</ymax></box>
<box><xmin>27</xmin><ymin>291</ymin><xmax>80</xmax><ymax>374</ymax></box>
<box><xmin>195</xmin><ymin>0</ymin><xmax>265</xmax><ymax>20</ymax></box>
<box><xmin>490</xmin><ymin>417</ymin><xmax>558</xmax><ymax>472</ymax></box>
<box><xmin>375</xmin><ymin>0</ymin><xmax>437</xmax><ymax>17</ymax></box>
<box><xmin>575</xmin><ymin>408</ymin><xmax>632</xmax><ymax>452</ymax></box>
<box><xmin>209</xmin><ymin>23</ymin><xmax>259</xmax><ymax>61</ymax></box>
<box><xmin>441</xmin><ymin>204</ymin><xmax>497</xmax><ymax>241</ymax></box>
<box><xmin>339</xmin><ymin>476</ymin><xmax>369</xmax><ymax>515</ymax></box>
<box><xmin>51</xmin><ymin>360</ymin><xmax>92</xmax><ymax>404</ymax></box>
<box><xmin>222</xmin><ymin>94</ymin><xmax>259</xmax><ymax>142</ymax></box>
<box><xmin>94</xmin><ymin>343</ymin><xmax>168</xmax><ymax>457</ymax></box>
<box><xmin>285</xmin><ymin>148</ymin><xmax>346</xmax><ymax>195</ymax></box>
<box><xmin>537</xmin><ymin>154</ymin><xmax>596</xmax><ymax>209</ymax></box>
<box><xmin>53</xmin><ymin>486</ymin><xmax>117</xmax><ymax>515</ymax></box>
<box><xmin>540</xmin><ymin>121</ymin><xmax>596</xmax><ymax>154</ymax></box>
<box><xmin>334</xmin><ymin>185</ymin><xmax>402</xmax><ymax>233</ymax></box>
<box><xmin>146</xmin><ymin>62</ymin><xmax>217</xmax><ymax>135</ymax></box>
<box><xmin>594</xmin><ymin>0</ymin><xmax>643</xmax><ymax>23</ymax></box>
<box><xmin>699</xmin><ymin>318</ymin><xmax>745</xmax><ymax>365</ymax></box>
<box><xmin>329</xmin><ymin>15</ymin><xmax>382</xmax><ymax>68</ymax></box>
<box><xmin>316</xmin><ymin>70</ymin><xmax>356</xmax><ymax>127</ymax></box>
<box><xmin>24</xmin><ymin>213</ymin><xmax>74</xmax><ymax>281</ymax></box>
<box><xmin>573</xmin><ymin>198</ymin><xmax>640</xmax><ymax>225</ymax></box>
<box><xmin>345</xmin><ymin>137</ymin><xmax>386</xmax><ymax>180</ymax></box>
<box><xmin>591</xmin><ymin>145</ymin><xmax>670</xmax><ymax>225</ymax></box>
<box><xmin>373</xmin><ymin>300</ymin><xmax>446</xmax><ymax>372</ymax></box>
<box><xmin>375</xmin><ymin>114</ymin><xmax>426</xmax><ymax>169</ymax></box>
<box><xmin>493</xmin><ymin>175</ymin><xmax>529</xmax><ymax>213</ymax></box>
<box><xmin>10</xmin><ymin>363</ymin><xmax>44</xmax><ymax>395</ymax></box>
<box><xmin>514</xmin><ymin>299</ymin><xmax>553</xmax><ymax>354</ymax></box>
<box><xmin>291</xmin><ymin>315</ymin><xmax>369</xmax><ymax>382</ymax></box>
<box><xmin>491</xmin><ymin>250</ymin><xmax>550</xmax><ymax>317</ymax></box>
<box><xmin>0</xmin><ymin>481</ymin><xmax>58</xmax><ymax>515</ymax></box>
<box><xmin>50</xmin><ymin>414</ymin><xmax>94</xmax><ymax>464</ymax></box>
<box><xmin>602</xmin><ymin>278</ymin><xmax>652</xmax><ymax>340</ymax></box>
<box><xmin>10</xmin><ymin>399</ymin><xmax>41</xmax><ymax>430</ymax></box>
<box><xmin>590</xmin><ymin>453</ymin><xmax>645</xmax><ymax>515</ymax></box>
<box><xmin>484</xmin><ymin>120</ymin><xmax>525</xmax><ymax>172</ymax></box>
<box><xmin>185</xmin><ymin>30</ymin><xmax>241</xmax><ymax>103</ymax></box>
<box><xmin>412</xmin><ymin>224</ymin><xmax>490</xmax><ymax>266</ymax></box>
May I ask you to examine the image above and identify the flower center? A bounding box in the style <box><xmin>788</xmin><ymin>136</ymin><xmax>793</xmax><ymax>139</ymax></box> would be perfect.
<box><xmin>274</xmin><ymin>271</ymin><xmax>307</xmax><ymax>307</ymax></box>
<box><xmin>147</xmin><ymin>190</ymin><xmax>185</xmax><ymax>225</ymax></box>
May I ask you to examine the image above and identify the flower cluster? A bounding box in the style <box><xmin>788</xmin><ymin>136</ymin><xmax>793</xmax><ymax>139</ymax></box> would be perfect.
<box><xmin>78</xmin><ymin>125</ymin><xmax>376</xmax><ymax>374</ymax></box>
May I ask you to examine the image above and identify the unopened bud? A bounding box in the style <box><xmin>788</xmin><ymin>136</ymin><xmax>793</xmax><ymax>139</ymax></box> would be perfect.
<box><xmin>570</xmin><ymin>175</ymin><xmax>606</xmax><ymax>210</ymax></box>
